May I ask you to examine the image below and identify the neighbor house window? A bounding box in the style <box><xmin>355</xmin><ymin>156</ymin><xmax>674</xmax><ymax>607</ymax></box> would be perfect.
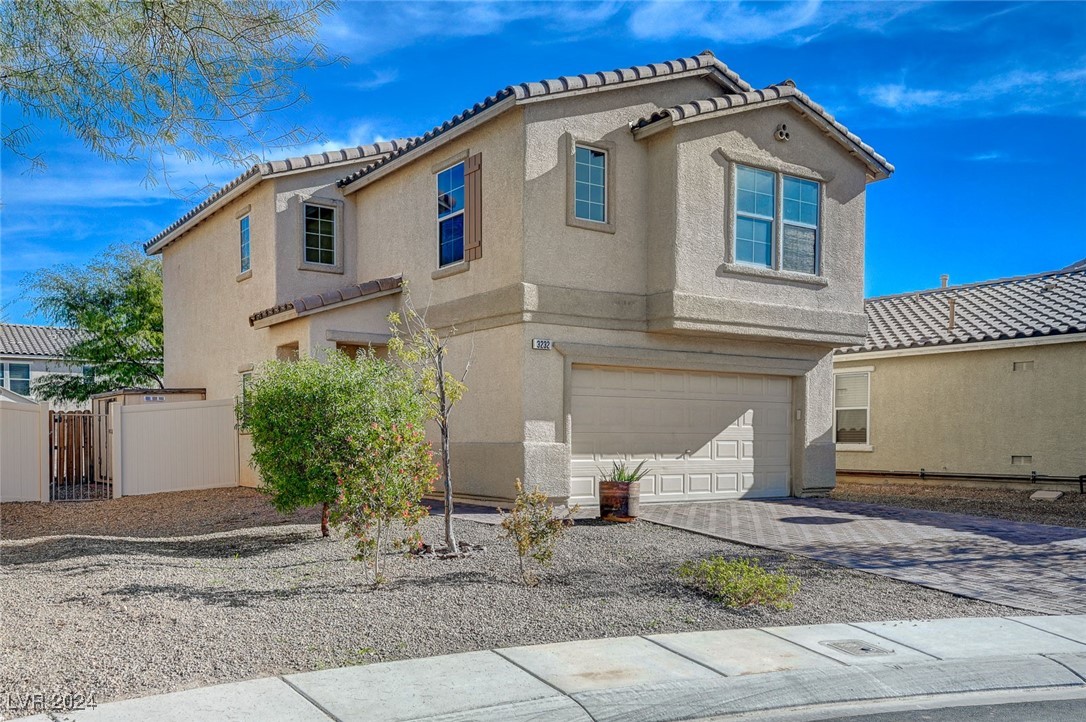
<box><xmin>834</xmin><ymin>372</ymin><xmax>869</xmax><ymax>445</ymax></box>
<box><xmin>437</xmin><ymin>162</ymin><xmax>465</xmax><ymax>266</ymax></box>
<box><xmin>239</xmin><ymin>215</ymin><xmax>251</xmax><ymax>273</ymax></box>
<box><xmin>5</xmin><ymin>362</ymin><xmax>31</xmax><ymax>396</ymax></box>
<box><xmin>735</xmin><ymin>165</ymin><xmax>820</xmax><ymax>273</ymax></box>
<box><xmin>574</xmin><ymin>145</ymin><xmax>607</xmax><ymax>223</ymax></box>
<box><xmin>303</xmin><ymin>204</ymin><xmax>336</xmax><ymax>266</ymax></box>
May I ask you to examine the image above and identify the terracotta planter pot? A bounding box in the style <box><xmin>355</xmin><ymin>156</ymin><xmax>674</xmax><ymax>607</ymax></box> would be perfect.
<box><xmin>599</xmin><ymin>480</ymin><xmax>640</xmax><ymax>522</ymax></box>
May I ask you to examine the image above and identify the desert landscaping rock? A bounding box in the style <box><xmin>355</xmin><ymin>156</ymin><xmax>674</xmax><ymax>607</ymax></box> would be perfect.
<box><xmin>0</xmin><ymin>488</ymin><xmax>1017</xmax><ymax>708</ymax></box>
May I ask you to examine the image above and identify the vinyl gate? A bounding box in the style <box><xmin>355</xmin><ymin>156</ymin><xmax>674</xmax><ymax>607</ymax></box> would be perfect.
<box><xmin>49</xmin><ymin>410</ymin><xmax>112</xmax><ymax>501</ymax></box>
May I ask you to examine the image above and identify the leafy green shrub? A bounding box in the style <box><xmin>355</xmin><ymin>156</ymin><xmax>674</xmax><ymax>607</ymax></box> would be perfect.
<box><xmin>499</xmin><ymin>480</ymin><xmax>578</xmax><ymax>586</ymax></box>
<box><xmin>331</xmin><ymin>419</ymin><xmax>438</xmax><ymax>581</ymax></box>
<box><xmin>678</xmin><ymin>557</ymin><xmax>800</xmax><ymax>609</ymax></box>
<box><xmin>240</xmin><ymin>349</ymin><xmax>430</xmax><ymax>538</ymax></box>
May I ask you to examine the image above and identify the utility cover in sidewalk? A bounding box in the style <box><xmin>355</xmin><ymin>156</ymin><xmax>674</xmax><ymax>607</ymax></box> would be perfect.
<box><xmin>820</xmin><ymin>639</ymin><xmax>894</xmax><ymax>657</ymax></box>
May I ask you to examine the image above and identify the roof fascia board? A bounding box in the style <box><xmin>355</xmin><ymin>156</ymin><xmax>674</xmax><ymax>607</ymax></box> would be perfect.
<box><xmin>340</xmin><ymin>96</ymin><xmax>517</xmax><ymax>196</ymax></box>
<box><xmin>835</xmin><ymin>332</ymin><xmax>1085</xmax><ymax>362</ymax></box>
<box><xmin>145</xmin><ymin>173</ymin><xmax>263</xmax><ymax>255</ymax></box>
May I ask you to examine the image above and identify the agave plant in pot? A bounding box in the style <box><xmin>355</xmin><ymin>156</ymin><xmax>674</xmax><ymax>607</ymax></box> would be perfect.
<box><xmin>598</xmin><ymin>460</ymin><xmax>649</xmax><ymax>522</ymax></box>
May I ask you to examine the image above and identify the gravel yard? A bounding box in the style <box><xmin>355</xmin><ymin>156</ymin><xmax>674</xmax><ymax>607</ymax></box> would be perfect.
<box><xmin>833</xmin><ymin>478</ymin><xmax>1086</xmax><ymax>529</ymax></box>
<box><xmin>2</xmin><ymin>488</ymin><xmax>1016</xmax><ymax>709</ymax></box>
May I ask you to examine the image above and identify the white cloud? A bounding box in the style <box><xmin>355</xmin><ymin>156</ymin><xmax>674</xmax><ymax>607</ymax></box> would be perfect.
<box><xmin>348</xmin><ymin>68</ymin><xmax>400</xmax><ymax>91</ymax></box>
<box><xmin>866</xmin><ymin>65</ymin><xmax>1086</xmax><ymax>116</ymax></box>
<box><xmin>625</xmin><ymin>0</ymin><xmax>920</xmax><ymax>45</ymax></box>
<box><xmin>323</xmin><ymin>1</ymin><xmax>622</xmax><ymax>57</ymax></box>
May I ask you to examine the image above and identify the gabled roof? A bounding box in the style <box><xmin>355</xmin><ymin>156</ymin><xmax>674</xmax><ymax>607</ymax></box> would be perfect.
<box><xmin>336</xmin><ymin>50</ymin><xmax>752</xmax><ymax>191</ymax></box>
<box><xmin>1062</xmin><ymin>257</ymin><xmax>1086</xmax><ymax>271</ymax></box>
<box><xmin>839</xmin><ymin>268</ymin><xmax>1086</xmax><ymax>355</ymax></box>
<box><xmin>144</xmin><ymin>140</ymin><xmax>411</xmax><ymax>254</ymax></box>
<box><xmin>249</xmin><ymin>275</ymin><xmax>403</xmax><ymax>328</ymax></box>
<box><xmin>0</xmin><ymin>323</ymin><xmax>81</xmax><ymax>359</ymax></box>
<box><xmin>631</xmin><ymin>83</ymin><xmax>893</xmax><ymax>180</ymax></box>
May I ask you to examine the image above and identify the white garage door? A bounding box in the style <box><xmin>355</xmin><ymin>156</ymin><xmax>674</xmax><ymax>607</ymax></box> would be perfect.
<box><xmin>570</xmin><ymin>365</ymin><xmax>792</xmax><ymax>504</ymax></box>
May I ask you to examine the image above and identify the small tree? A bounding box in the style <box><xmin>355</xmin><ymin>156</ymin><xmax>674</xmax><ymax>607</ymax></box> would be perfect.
<box><xmin>387</xmin><ymin>287</ymin><xmax>470</xmax><ymax>554</ymax></box>
<box><xmin>499</xmin><ymin>480</ymin><xmax>577</xmax><ymax>586</ymax></box>
<box><xmin>22</xmin><ymin>244</ymin><xmax>164</xmax><ymax>403</ymax></box>
<box><xmin>241</xmin><ymin>350</ymin><xmax>427</xmax><ymax>537</ymax></box>
<box><xmin>330</xmin><ymin>420</ymin><xmax>438</xmax><ymax>581</ymax></box>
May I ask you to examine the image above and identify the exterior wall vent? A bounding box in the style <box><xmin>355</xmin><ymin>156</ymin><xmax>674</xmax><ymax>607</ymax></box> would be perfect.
<box><xmin>1011</xmin><ymin>455</ymin><xmax>1033</xmax><ymax>465</ymax></box>
<box><xmin>1013</xmin><ymin>361</ymin><xmax>1035</xmax><ymax>371</ymax></box>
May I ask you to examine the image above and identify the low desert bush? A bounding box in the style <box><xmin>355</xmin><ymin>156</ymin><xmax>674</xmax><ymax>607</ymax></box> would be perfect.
<box><xmin>678</xmin><ymin>556</ymin><xmax>799</xmax><ymax>610</ymax></box>
<box><xmin>499</xmin><ymin>479</ymin><xmax>577</xmax><ymax>586</ymax></box>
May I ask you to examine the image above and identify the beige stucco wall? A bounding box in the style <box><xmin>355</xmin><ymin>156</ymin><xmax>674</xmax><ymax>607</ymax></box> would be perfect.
<box><xmin>835</xmin><ymin>340</ymin><xmax>1086</xmax><ymax>478</ymax></box>
<box><xmin>664</xmin><ymin>103</ymin><xmax>869</xmax><ymax>344</ymax></box>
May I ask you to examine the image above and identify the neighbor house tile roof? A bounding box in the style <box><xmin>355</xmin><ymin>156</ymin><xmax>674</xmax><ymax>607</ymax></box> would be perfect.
<box><xmin>144</xmin><ymin>140</ymin><xmax>411</xmax><ymax>253</ymax></box>
<box><xmin>0</xmin><ymin>323</ymin><xmax>81</xmax><ymax>358</ymax></box>
<box><xmin>631</xmin><ymin>82</ymin><xmax>893</xmax><ymax>178</ymax></box>
<box><xmin>839</xmin><ymin>268</ymin><xmax>1086</xmax><ymax>355</ymax></box>
<box><xmin>336</xmin><ymin>50</ymin><xmax>752</xmax><ymax>189</ymax></box>
<box><xmin>249</xmin><ymin>275</ymin><xmax>403</xmax><ymax>326</ymax></box>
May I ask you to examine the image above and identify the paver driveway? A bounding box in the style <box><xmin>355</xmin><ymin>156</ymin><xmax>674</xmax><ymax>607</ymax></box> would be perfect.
<box><xmin>641</xmin><ymin>499</ymin><xmax>1086</xmax><ymax>615</ymax></box>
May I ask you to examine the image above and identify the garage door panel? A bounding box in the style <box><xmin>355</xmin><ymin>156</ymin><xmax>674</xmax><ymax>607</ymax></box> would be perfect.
<box><xmin>570</xmin><ymin>366</ymin><xmax>792</xmax><ymax>504</ymax></box>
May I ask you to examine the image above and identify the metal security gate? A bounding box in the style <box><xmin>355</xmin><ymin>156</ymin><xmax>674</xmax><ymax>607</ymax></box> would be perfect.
<box><xmin>49</xmin><ymin>411</ymin><xmax>111</xmax><ymax>500</ymax></box>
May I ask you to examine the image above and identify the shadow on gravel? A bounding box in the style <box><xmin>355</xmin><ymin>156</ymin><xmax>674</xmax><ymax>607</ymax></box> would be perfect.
<box><xmin>0</xmin><ymin>531</ymin><xmax>315</xmax><ymax>566</ymax></box>
<box><xmin>98</xmin><ymin>580</ymin><xmax>337</xmax><ymax>608</ymax></box>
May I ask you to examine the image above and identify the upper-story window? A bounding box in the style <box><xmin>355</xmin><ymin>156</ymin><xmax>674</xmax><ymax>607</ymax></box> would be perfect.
<box><xmin>239</xmin><ymin>215</ymin><xmax>251</xmax><ymax>273</ymax></box>
<box><xmin>437</xmin><ymin>162</ymin><xmax>465</xmax><ymax>266</ymax></box>
<box><xmin>574</xmin><ymin>145</ymin><xmax>607</xmax><ymax>223</ymax></box>
<box><xmin>735</xmin><ymin>165</ymin><xmax>821</xmax><ymax>274</ymax></box>
<box><xmin>2</xmin><ymin>362</ymin><xmax>31</xmax><ymax>396</ymax></box>
<box><xmin>304</xmin><ymin>204</ymin><xmax>336</xmax><ymax>266</ymax></box>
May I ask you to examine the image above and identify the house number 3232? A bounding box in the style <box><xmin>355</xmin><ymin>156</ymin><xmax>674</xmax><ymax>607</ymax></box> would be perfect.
<box><xmin>531</xmin><ymin>338</ymin><xmax>553</xmax><ymax>351</ymax></box>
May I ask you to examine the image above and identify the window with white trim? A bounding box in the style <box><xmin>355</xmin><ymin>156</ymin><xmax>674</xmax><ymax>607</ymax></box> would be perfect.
<box><xmin>303</xmin><ymin>204</ymin><xmax>336</xmax><ymax>266</ymax></box>
<box><xmin>2</xmin><ymin>362</ymin><xmax>31</xmax><ymax>396</ymax></box>
<box><xmin>834</xmin><ymin>372</ymin><xmax>869</xmax><ymax>445</ymax></box>
<box><xmin>735</xmin><ymin>165</ymin><xmax>820</xmax><ymax>273</ymax></box>
<box><xmin>239</xmin><ymin>215</ymin><xmax>251</xmax><ymax>273</ymax></box>
<box><xmin>574</xmin><ymin>145</ymin><xmax>607</xmax><ymax>223</ymax></box>
<box><xmin>437</xmin><ymin>162</ymin><xmax>465</xmax><ymax>266</ymax></box>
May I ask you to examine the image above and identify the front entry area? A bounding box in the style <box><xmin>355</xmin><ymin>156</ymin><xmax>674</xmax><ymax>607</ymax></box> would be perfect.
<box><xmin>569</xmin><ymin>365</ymin><xmax>792</xmax><ymax>504</ymax></box>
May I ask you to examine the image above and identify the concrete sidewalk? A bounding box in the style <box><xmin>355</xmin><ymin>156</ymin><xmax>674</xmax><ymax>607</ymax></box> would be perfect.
<box><xmin>25</xmin><ymin>616</ymin><xmax>1086</xmax><ymax>722</ymax></box>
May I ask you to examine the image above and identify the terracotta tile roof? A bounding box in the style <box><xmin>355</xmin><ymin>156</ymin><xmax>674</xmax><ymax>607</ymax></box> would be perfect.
<box><xmin>0</xmin><ymin>323</ymin><xmax>81</xmax><ymax>358</ymax></box>
<box><xmin>249</xmin><ymin>275</ymin><xmax>403</xmax><ymax>327</ymax></box>
<box><xmin>839</xmin><ymin>268</ymin><xmax>1086</xmax><ymax>355</ymax></box>
<box><xmin>631</xmin><ymin>82</ymin><xmax>893</xmax><ymax>178</ymax></box>
<box><xmin>144</xmin><ymin>140</ymin><xmax>411</xmax><ymax>253</ymax></box>
<box><xmin>336</xmin><ymin>50</ymin><xmax>752</xmax><ymax>189</ymax></box>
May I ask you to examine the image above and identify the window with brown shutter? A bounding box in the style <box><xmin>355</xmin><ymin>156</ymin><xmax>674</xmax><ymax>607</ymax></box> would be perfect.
<box><xmin>464</xmin><ymin>152</ymin><xmax>482</xmax><ymax>261</ymax></box>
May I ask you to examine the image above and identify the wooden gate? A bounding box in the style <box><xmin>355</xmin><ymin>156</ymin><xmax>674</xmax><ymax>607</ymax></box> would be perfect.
<box><xmin>49</xmin><ymin>410</ymin><xmax>111</xmax><ymax>501</ymax></box>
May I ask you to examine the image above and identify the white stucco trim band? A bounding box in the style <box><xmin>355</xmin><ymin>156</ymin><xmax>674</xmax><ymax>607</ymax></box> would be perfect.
<box><xmin>834</xmin><ymin>333</ymin><xmax>1086</xmax><ymax>362</ymax></box>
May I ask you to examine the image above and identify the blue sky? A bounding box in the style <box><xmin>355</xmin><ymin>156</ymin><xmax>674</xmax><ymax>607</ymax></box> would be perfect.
<box><xmin>2</xmin><ymin>0</ymin><xmax>1085</xmax><ymax>323</ymax></box>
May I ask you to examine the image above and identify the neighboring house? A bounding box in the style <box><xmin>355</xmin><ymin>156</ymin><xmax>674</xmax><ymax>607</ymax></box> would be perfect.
<box><xmin>145</xmin><ymin>50</ymin><xmax>893</xmax><ymax>506</ymax></box>
<box><xmin>834</xmin><ymin>262</ymin><xmax>1086</xmax><ymax>480</ymax></box>
<box><xmin>0</xmin><ymin>323</ymin><xmax>88</xmax><ymax>406</ymax></box>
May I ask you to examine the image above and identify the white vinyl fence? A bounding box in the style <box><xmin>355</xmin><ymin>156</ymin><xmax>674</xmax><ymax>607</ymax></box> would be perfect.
<box><xmin>112</xmin><ymin>399</ymin><xmax>239</xmax><ymax>496</ymax></box>
<box><xmin>0</xmin><ymin>400</ymin><xmax>48</xmax><ymax>502</ymax></box>
<box><xmin>1</xmin><ymin>398</ymin><xmax>241</xmax><ymax>502</ymax></box>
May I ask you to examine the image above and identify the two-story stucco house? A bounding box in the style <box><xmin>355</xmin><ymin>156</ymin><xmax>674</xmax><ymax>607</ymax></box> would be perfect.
<box><xmin>145</xmin><ymin>51</ymin><xmax>893</xmax><ymax>506</ymax></box>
